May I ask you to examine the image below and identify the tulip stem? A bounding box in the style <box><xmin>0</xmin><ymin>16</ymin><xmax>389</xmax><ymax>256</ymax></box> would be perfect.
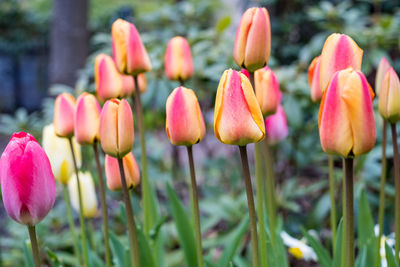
<box><xmin>186</xmin><ymin>146</ymin><xmax>204</xmax><ymax>267</ymax></box>
<box><xmin>376</xmin><ymin>120</ymin><xmax>387</xmax><ymax>267</ymax></box>
<box><xmin>62</xmin><ymin>185</ymin><xmax>81</xmax><ymax>265</ymax></box>
<box><xmin>391</xmin><ymin>123</ymin><xmax>400</xmax><ymax>264</ymax></box>
<box><xmin>93</xmin><ymin>143</ymin><xmax>111</xmax><ymax>267</ymax></box>
<box><xmin>68</xmin><ymin>137</ymin><xmax>89</xmax><ymax>267</ymax></box>
<box><xmin>27</xmin><ymin>225</ymin><xmax>40</xmax><ymax>267</ymax></box>
<box><xmin>343</xmin><ymin>157</ymin><xmax>354</xmax><ymax>267</ymax></box>
<box><xmin>239</xmin><ymin>145</ymin><xmax>260</xmax><ymax>267</ymax></box>
<box><xmin>117</xmin><ymin>158</ymin><xmax>140</xmax><ymax>267</ymax></box>
<box><xmin>328</xmin><ymin>155</ymin><xmax>336</xmax><ymax>255</ymax></box>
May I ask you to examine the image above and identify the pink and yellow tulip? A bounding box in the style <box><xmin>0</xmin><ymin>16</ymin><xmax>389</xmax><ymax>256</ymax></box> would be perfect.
<box><xmin>378</xmin><ymin>67</ymin><xmax>400</xmax><ymax>123</ymax></box>
<box><xmin>105</xmin><ymin>152</ymin><xmax>140</xmax><ymax>191</ymax></box>
<box><xmin>95</xmin><ymin>53</ymin><xmax>123</xmax><ymax>102</ymax></box>
<box><xmin>265</xmin><ymin>105</ymin><xmax>289</xmax><ymax>144</ymax></box>
<box><xmin>308</xmin><ymin>56</ymin><xmax>323</xmax><ymax>102</ymax></box>
<box><xmin>254</xmin><ymin>66</ymin><xmax>281</xmax><ymax>116</ymax></box>
<box><xmin>54</xmin><ymin>93</ymin><xmax>76</xmax><ymax>138</ymax></box>
<box><xmin>164</xmin><ymin>36</ymin><xmax>194</xmax><ymax>81</ymax></box>
<box><xmin>121</xmin><ymin>73</ymin><xmax>147</xmax><ymax>97</ymax></box>
<box><xmin>376</xmin><ymin>57</ymin><xmax>391</xmax><ymax>94</ymax></box>
<box><xmin>75</xmin><ymin>93</ymin><xmax>101</xmax><ymax>145</ymax></box>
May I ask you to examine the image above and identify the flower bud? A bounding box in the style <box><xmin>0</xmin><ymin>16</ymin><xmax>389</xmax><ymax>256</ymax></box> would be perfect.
<box><xmin>121</xmin><ymin>73</ymin><xmax>147</xmax><ymax>98</ymax></box>
<box><xmin>95</xmin><ymin>53</ymin><xmax>123</xmax><ymax>102</ymax></box>
<box><xmin>75</xmin><ymin>93</ymin><xmax>101</xmax><ymax>145</ymax></box>
<box><xmin>164</xmin><ymin>36</ymin><xmax>194</xmax><ymax>81</ymax></box>
<box><xmin>105</xmin><ymin>152</ymin><xmax>140</xmax><ymax>191</ymax></box>
<box><xmin>265</xmin><ymin>105</ymin><xmax>288</xmax><ymax>144</ymax></box>
<box><xmin>53</xmin><ymin>93</ymin><xmax>76</xmax><ymax>137</ymax></box>
<box><xmin>68</xmin><ymin>171</ymin><xmax>98</xmax><ymax>218</ymax></box>
<box><xmin>308</xmin><ymin>56</ymin><xmax>323</xmax><ymax>102</ymax></box>
<box><xmin>375</xmin><ymin>57</ymin><xmax>391</xmax><ymax>95</ymax></box>
<box><xmin>378</xmin><ymin>67</ymin><xmax>400</xmax><ymax>123</ymax></box>
<box><xmin>255</xmin><ymin>66</ymin><xmax>281</xmax><ymax>116</ymax></box>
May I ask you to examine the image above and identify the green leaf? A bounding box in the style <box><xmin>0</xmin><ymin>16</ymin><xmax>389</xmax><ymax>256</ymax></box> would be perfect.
<box><xmin>217</xmin><ymin>215</ymin><xmax>249</xmax><ymax>267</ymax></box>
<box><xmin>109</xmin><ymin>231</ymin><xmax>130</xmax><ymax>267</ymax></box>
<box><xmin>88</xmin><ymin>248</ymin><xmax>104</xmax><ymax>267</ymax></box>
<box><xmin>354</xmin><ymin>247</ymin><xmax>367</xmax><ymax>267</ymax></box>
<box><xmin>137</xmin><ymin>226</ymin><xmax>156</xmax><ymax>267</ymax></box>
<box><xmin>166</xmin><ymin>183</ymin><xmax>198</xmax><ymax>267</ymax></box>
<box><xmin>45</xmin><ymin>248</ymin><xmax>63</xmax><ymax>267</ymax></box>
<box><xmin>22</xmin><ymin>240</ymin><xmax>34</xmax><ymax>267</ymax></box>
<box><xmin>385</xmin><ymin>241</ymin><xmax>397</xmax><ymax>267</ymax></box>
<box><xmin>333</xmin><ymin>219</ymin><xmax>343</xmax><ymax>267</ymax></box>
<box><xmin>274</xmin><ymin>219</ymin><xmax>289</xmax><ymax>267</ymax></box>
<box><xmin>302</xmin><ymin>228</ymin><xmax>332</xmax><ymax>267</ymax></box>
<box><xmin>216</xmin><ymin>16</ymin><xmax>231</xmax><ymax>33</ymax></box>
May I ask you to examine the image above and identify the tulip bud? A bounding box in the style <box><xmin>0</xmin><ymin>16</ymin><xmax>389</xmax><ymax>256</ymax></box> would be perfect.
<box><xmin>121</xmin><ymin>73</ymin><xmax>147</xmax><ymax>98</ymax></box>
<box><xmin>105</xmin><ymin>152</ymin><xmax>140</xmax><ymax>191</ymax></box>
<box><xmin>214</xmin><ymin>69</ymin><xmax>265</xmax><ymax>145</ymax></box>
<box><xmin>100</xmin><ymin>98</ymin><xmax>134</xmax><ymax>158</ymax></box>
<box><xmin>308</xmin><ymin>56</ymin><xmax>323</xmax><ymax>102</ymax></box>
<box><xmin>112</xmin><ymin>19</ymin><xmax>152</xmax><ymax>75</ymax></box>
<box><xmin>54</xmin><ymin>93</ymin><xmax>76</xmax><ymax>137</ymax></box>
<box><xmin>166</xmin><ymin>87</ymin><xmax>206</xmax><ymax>146</ymax></box>
<box><xmin>265</xmin><ymin>105</ymin><xmax>288</xmax><ymax>144</ymax></box>
<box><xmin>241</xmin><ymin>69</ymin><xmax>250</xmax><ymax>79</ymax></box>
<box><xmin>233</xmin><ymin>7</ymin><xmax>271</xmax><ymax>72</ymax></box>
<box><xmin>319</xmin><ymin>68</ymin><xmax>376</xmax><ymax>157</ymax></box>
<box><xmin>319</xmin><ymin>33</ymin><xmax>363</xmax><ymax>93</ymax></box>
<box><xmin>164</xmin><ymin>36</ymin><xmax>194</xmax><ymax>81</ymax></box>
<box><xmin>95</xmin><ymin>53</ymin><xmax>123</xmax><ymax>102</ymax></box>
<box><xmin>42</xmin><ymin>124</ymin><xmax>82</xmax><ymax>185</ymax></box>
<box><xmin>68</xmin><ymin>171</ymin><xmax>98</xmax><ymax>218</ymax></box>
<box><xmin>378</xmin><ymin>68</ymin><xmax>400</xmax><ymax>123</ymax></box>
<box><xmin>254</xmin><ymin>66</ymin><xmax>281</xmax><ymax>116</ymax></box>
<box><xmin>0</xmin><ymin>132</ymin><xmax>55</xmax><ymax>225</ymax></box>
<box><xmin>375</xmin><ymin>57</ymin><xmax>391</xmax><ymax>95</ymax></box>
<box><xmin>75</xmin><ymin>93</ymin><xmax>101</xmax><ymax>145</ymax></box>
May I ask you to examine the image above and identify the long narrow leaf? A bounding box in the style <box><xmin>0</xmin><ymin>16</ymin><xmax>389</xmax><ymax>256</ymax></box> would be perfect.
<box><xmin>333</xmin><ymin>219</ymin><xmax>343</xmax><ymax>267</ymax></box>
<box><xmin>385</xmin><ymin>242</ymin><xmax>398</xmax><ymax>267</ymax></box>
<box><xmin>22</xmin><ymin>240</ymin><xmax>34</xmax><ymax>267</ymax></box>
<box><xmin>137</xmin><ymin>226</ymin><xmax>156</xmax><ymax>267</ymax></box>
<box><xmin>302</xmin><ymin>229</ymin><xmax>332</xmax><ymax>267</ymax></box>
<box><xmin>109</xmin><ymin>231</ymin><xmax>130</xmax><ymax>267</ymax></box>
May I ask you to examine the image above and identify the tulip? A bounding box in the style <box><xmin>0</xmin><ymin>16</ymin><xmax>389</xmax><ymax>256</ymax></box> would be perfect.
<box><xmin>100</xmin><ymin>98</ymin><xmax>134</xmax><ymax>158</ymax></box>
<box><xmin>379</xmin><ymin>68</ymin><xmax>400</xmax><ymax>124</ymax></box>
<box><xmin>255</xmin><ymin>66</ymin><xmax>281</xmax><ymax>116</ymax></box>
<box><xmin>214</xmin><ymin>69</ymin><xmax>265</xmax><ymax>145</ymax></box>
<box><xmin>164</xmin><ymin>36</ymin><xmax>194</xmax><ymax>81</ymax></box>
<box><xmin>68</xmin><ymin>171</ymin><xmax>98</xmax><ymax>218</ymax></box>
<box><xmin>233</xmin><ymin>7</ymin><xmax>271</xmax><ymax>72</ymax></box>
<box><xmin>265</xmin><ymin>105</ymin><xmax>288</xmax><ymax>144</ymax></box>
<box><xmin>112</xmin><ymin>18</ymin><xmax>152</xmax><ymax>75</ymax></box>
<box><xmin>75</xmin><ymin>93</ymin><xmax>101</xmax><ymax>145</ymax></box>
<box><xmin>121</xmin><ymin>73</ymin><xmax>147</xmax><ymax>97</ymax></box>
<box><xmin>319</xmin><ymin>33</ymin><xmax>363</xmax><ymax>93</ymax></box>
<box><xmin>308</xmin><ymin>56</ymin><xmax>323</xmax><ymax>102</ymax></box>
<box><xmin>105</xmin><ymin>152</ymin><xmax>140</xmax><ymax>191</ymax></box>
<box><xmin>42</xmin><ymin>124</ymin><xmax>82</xmax><ymax>185</ymax></box>
<box><xmin>166</xmin><ymin>87</ymin><xmax>206</xmax><ymax>146</ymax></box>
<box><xmin>376</xmin><ymin>57</ymin><xmax>391</xmax><ymax>95</ymax></box>
<box><xmin>54</xmin><ymin>93</ymin><xmax>76</xmax><ymax>137</ymax></box>
<box><xmin>95</xmin><ymin>53</ymin><xmax>123</xmax><ymax>102</ymax></box>
<box><xmin>319</xmin><ymin>68</ymin><xmax>376</xmax><ymax>157</ymax></box>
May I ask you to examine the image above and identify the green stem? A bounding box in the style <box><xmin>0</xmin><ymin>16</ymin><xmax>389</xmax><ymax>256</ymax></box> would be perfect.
<box><xmin>27</xmin><ymin>225</ymin><xmax>41</xmax><ymax>267</ymax></box>
<box><xmin>118</xmin><ymin>158</ymin><xmax>141</xmax><ymax>267</ymax></box>
<box><xmin>238</xmin><ymin>145</ymin><xmax>260</xmax><ymax>267</ymax></box>
<box><xmin>255</xmin><ymin>142</ymin><xmax>268</xmax><ymax>267</ymax></box>
<box><xmin>344</xmin><ymin>157</ymin><xmax>354</xmax><ymax>267</ymax></box>
<box><xmin>376</xmin><ymin>120</ymin><xmax>387</xmax><ymax>267</ymax></box>
<box><xmin>62</xmin><ymin>185</ymin><xmax>81</xmax><ymax>264</ymax></box>
<box><xmin>93</xmin><ymin>144</ymin><xmax>111</xmax><ymax>267</ymax></box>
<box><xmin>341</xmin><ymin>160</ymin><xmax>346</xmax><ymax>267</ymax></box>
<box><xmin>68</xmin><ymin>137</ymin><xmax>89</xmax><ymax>267</ymax></box>
<box><xmin>328</xmin><ymin>155</ymin><xmax>336</xmax><ymax>255</ymax></box>
<box><xmin>391</xmin><ymin>123</ymin><xmax>400</xmax><ymax>264</ymax></box>
<box><xmin>88</xmin><ymin>220</ymin><xmax>95</xmax><ymax>250</ymax></box>
<box><xmin>186</xmin><ymin>146</ymin><xmax>204</xmax><ymax>267</ymax></box>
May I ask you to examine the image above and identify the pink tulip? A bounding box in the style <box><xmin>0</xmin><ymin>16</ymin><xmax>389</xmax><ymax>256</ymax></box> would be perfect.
<box><xmin>308</xmin><ymin>56</ymin><xmax>323</xmax><ymax>102</ymax></box>
<box><xmin>375</xmin><ymin>57</ymin><xmax>391</xmax><ymax>95</ymax></box>
<box><xmin>53</xmin><ymin>93</ymin><xmax>76</xmax><ymax>137</ymax></box>
<box><xmin>105</xmin><ymin>152</ymin><xmax>140</xmax><ymax>191</ymax></box>
<box><xmin>254</xmin><ymin>66</ymin><xmax>281</xmax><ymax>116</ymax></box>
<box><xmin>0</xmin><ymin>132</ymin><xmax>55</xmax><ymax>225</ymax></box>
<box><xmin>164</xmin><ymin>36</ymin><xmax>194</xmax><ymax>81</ymax></box>
<box><xmin>121</xmin><ymin>73</ymin><xmax>147</xmax><ymax>97</ymax></box>
<box><xmin>95</xmin><ymin>53</ymin><xmax>123</xmax><ymax>102</ymax></box>
<box><xmin>265</xmin><ymin>106</ymin><xmax>288</xmax><ymax>144</ymax></box>
<box><xmin>75</xmin><ymin>92</ymin><xmax>101</xmax><ymax>145</ymax></box>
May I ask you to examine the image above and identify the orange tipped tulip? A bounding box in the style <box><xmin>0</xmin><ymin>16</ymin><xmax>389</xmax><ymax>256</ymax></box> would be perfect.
<box><xmin>308</xmin><ymin>56</ymin><xmax>323</xmax><ymax>102</ymax></box>
<box><xmin>254</xmin><ymin>66</ymin><xmax>281</xmax><ymax>116</ymax></box>
<box><xmin>319</xmin><ymin>33</ymin><xmax>363</xmax><ymax>93</ymax></box>
<box><xmin>378</xmin><ymin>68</ymin><xmax>400</xmax><ymax>123</ymax></box>
<box><xmin>233</xmin><ymin>7</ymin><xmax>271</xmax><ymax>72</ymax></box>
<box><xmin>95</xmin><ymin>53</ymin><xmax>123</xmax><ymax>102</ymax></box>
<box><xmin>75</xmin><ymin>93</ymin><xmax>101</xmax><ymax>145</ymax></box>
<box><xmin>164</xmin><ymin>36</ymin><xmax>194</xmax><ymax>81</ymax></box>
<box><xmin>376</xmin><ymin>57</ymin><xmax>391</xmax><ymax>95</ymax></box>
<box><xmin>166</xmin><ymin>86</ymin><xmax>206</xmax><ymax>146</ymax></box>
<box><xmin>214</xmin><ymin>69</ymin><xmax>265</xmax><ymax>145</ymax></box>
<box><xmin>99</xmin><ymin>98</ymin><xmax>134</xmax><ymax>158</ymax></box>
<box><xmin>319</xmin><ymin>68</ymin><xmax>376</xmax><ymax>157</ymax></box>
<box><xmin>112</xmin><ymin>19</ymin><xmax>152</xmax><ymax>75</ymax></box>
<box><xmin>105</xmin><ymin>152</ymin><xmax>140</xmax><ymax>191</ymax></box>
<box><xmin>54</xmin><ymin>93</ymin><xmax>76</xmax><ymax>138</ymax></box>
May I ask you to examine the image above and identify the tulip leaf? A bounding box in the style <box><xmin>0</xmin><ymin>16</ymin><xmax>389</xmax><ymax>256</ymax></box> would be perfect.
<box><xmin>22</xmin><ymin>240</ymin><xmax>34</xmax><ymax>267</ymax></box>
<box><xmin>45</xmin><ymin>247</ymin><xmax>63</xmax><ymax>267</ymax></box>
<box><xmin>109</xmin><ymin>231</ymin><xmax>130</xmax><ymax>267</ymax></box>
<box><xmin>216</xmin><ymin>16</ymin><xmax>231</xmax><ymax>33</ymax></box>
<box><xmin>302</xmin><ymin>228</ymin><xmax>332</xmax><ymax>267</ymax></box>
<box><xmin>274</xmin><ymin>218</ymin><xmax>289</xmax><ymax>267</ymax></box>
<box><xmin>88</xmin><ymin>248</ymin><xmax>104</xmax><ymax>267</ymax></box>
<box><xmin>385</xmin><ymin>241</ymin><xmax>398</xmax><ymax>267</ymax></box>
<box><xmin>166</xmin><ymin>183</ymin><xmax>198</xmax><ymax>267</ymax></box>
<box><xmin>137</xmin><ymin>225</ymin><xmax>156</xmax><ymax>267</ymax></box>
<box><xmin>354</xmin><ymin>247</ymin><xmax>367</xmax><ymax>267</ymax></box>
<box><xmin>333</xmin><ymin>219</ymin><xmax>343</xmax><ymax>267</ymax></box>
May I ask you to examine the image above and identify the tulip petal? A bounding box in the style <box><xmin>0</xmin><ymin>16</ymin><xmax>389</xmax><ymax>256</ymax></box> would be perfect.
<box><xmin>117</xmin><ymin>99</ymin><xmax>134</xmax><ymax>157</ymax></box>
<box><xmin>75</xmin><ymin>93</ymin><xmax>101</xmax><ymax>144</ymax></box>
<box><xmin>100</xmin><ymin>100</ymin><xmax>119</xmax><ymax>157</ymax></box>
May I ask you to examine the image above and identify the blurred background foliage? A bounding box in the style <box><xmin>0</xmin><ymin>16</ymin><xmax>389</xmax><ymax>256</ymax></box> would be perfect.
<box><xmin>0</xmin><ymin>0</ymin><xmax>400</xmax><ymax>266</ymax></box>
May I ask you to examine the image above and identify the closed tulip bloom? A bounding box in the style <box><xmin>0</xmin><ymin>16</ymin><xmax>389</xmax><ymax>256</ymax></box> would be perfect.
<box><xmin>121</xmin><ymin>73</ymin><xmax>147</xmax><ymax>97</ymax></box>
<box><xmin>214</xmin><ymin>69</ymin><xmax>265</xmax><ymax>145</ymax></box>
<box><xmin>95</xmin><ymin>53</ymin><xmax>123</xmax><ymax>102</ymax></box>
<box><xmin>112</xmin><ymin>19</ymin><xmax>152</xmax><ymax>75</ymax></box>
<box><xmin>42</xmin><ymin>124</ymin><xmax>82</xmax><ymax>185</ymax></box>
<box><xmin>319</xmin><ymin>33</ymin><xmax>363</xmax><ymax>93</ymax></box>
<box><xmin>265</xmin><ymin>105</ymin><xmax>288</xmax><ymax>144</ymax></box>
<box><xmin>105</xmin><ymin>152</ymin><xmax>140</xmax><ymax>191</ymax></box>
<box><xmin>319</xmin><ymin>68</ymin><xmax>376</xmax><ymax>157</ymax></box>
<box><xmin>233</xmin><ymin>7</ymin><xmax>271</xmax><ymax>72</ymax></box>
<box><xmin>0</xmin><ymin>132</ymin><xmax>55</xmax><ymax>225</ymax></box>
<box><xmin>68</xmin><ymin>172</ymin><xmax>98</xmax><ymax>218</ymax></box>
<box><xmin>308</xmin><ymin>56</ymin><xmax>323</xmax><ymax>102</ymax></box>
<box><xmin>75</xmin><ymin>93</ymin><xmax>101</xmax><ymax>145</ymax></box>
<box><xmin>54</xmin><ymin>93</ymin><xmax>76</xmax><ymax>137</ymax></box>
<box><xmin>375</xmin><ymin>57</ymin><xmax>391</xmax><ymax>95</ymax></box>
<box><xmin>100</xmin><ymin>98</ymin><xmax>134</xmax><ymax>158</ymax></box>
<box><xmin>378</xmin><ymin>68</ymin><xmax>400</xmax><ymax>123</ymax></box>
<box><xmin>255</xmin><ymin>66</ymin><xmax>281</xmax><ymax>116</ymax></box>
<box><xmin>166</xmin><ymin>87</ymin><xmax>206</xmax><ymax>146</ymax></box>
<box><xmin>164</xmin><ymin>36</ymin><xmax>194</xmax><ymax>81</ymax></box>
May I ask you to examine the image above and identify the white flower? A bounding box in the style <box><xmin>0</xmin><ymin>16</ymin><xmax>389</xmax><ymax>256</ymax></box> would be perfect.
<box><xmin>68</xmin><ymin>171</ymin><xmax>98</xmax><ymax>218</ymax></box>
<box><xmin>281</xmin><ymin>231</ymin><xmax>317</xmax><ymax>261</ymax></box>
